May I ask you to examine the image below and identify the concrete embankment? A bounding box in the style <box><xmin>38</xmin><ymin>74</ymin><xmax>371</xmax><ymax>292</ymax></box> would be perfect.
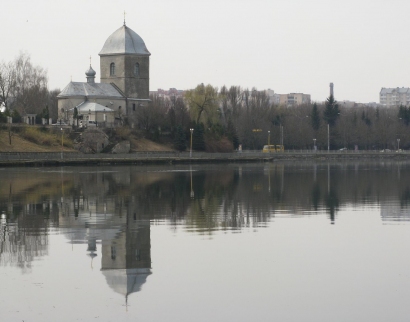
<box><xmin>0</xmin><ymin>151</ymin><xmax>409</xmax><ymax>167</ymax></box>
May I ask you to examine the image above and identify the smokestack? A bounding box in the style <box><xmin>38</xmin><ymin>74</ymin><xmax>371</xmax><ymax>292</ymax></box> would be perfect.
<box><xmin>330</xmin><ymin>83</ymin><xmax>334</xmax><ymax>97</ymax></box>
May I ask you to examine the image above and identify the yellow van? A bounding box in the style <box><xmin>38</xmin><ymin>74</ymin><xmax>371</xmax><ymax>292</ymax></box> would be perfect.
<box><xmin>262</xmin><ymin>145</ymin><xmax>285</xmax><ymax>152</ymax></box>
<box><xmin>262</xmin><ymin>145</ymin><xmax>276</xmax><ymax>153</ymax></box>
<box><xmin>275</xmin><ymin>145</ymin><xmax>284</xmax><ymax>152</ymax></box>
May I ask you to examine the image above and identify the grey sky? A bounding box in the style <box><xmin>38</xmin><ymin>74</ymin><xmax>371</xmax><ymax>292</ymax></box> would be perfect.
<box><xmin>2</xmin><ymin>0</ymin><xmax>408</xmax><ymax>103</ymax></box>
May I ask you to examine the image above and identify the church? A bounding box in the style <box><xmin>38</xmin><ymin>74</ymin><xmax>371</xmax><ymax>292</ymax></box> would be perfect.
<box><xmin>57</xmin><ymin>21</ymin><xmax>151</xmax><ymax>128</ymax></box>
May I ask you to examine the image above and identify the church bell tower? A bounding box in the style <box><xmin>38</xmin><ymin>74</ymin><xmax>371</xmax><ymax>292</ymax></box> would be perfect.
<box><xmin>99</xmin><ymin>22</ymin><xmax>150</xmax><ymax>100</ymax></box>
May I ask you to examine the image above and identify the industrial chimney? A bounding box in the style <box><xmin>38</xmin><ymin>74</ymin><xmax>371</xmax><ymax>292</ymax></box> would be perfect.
<box><xmin>330</xmin><ymin>83</ymin><xmax>334</xmax><ymax>97</ymax></box>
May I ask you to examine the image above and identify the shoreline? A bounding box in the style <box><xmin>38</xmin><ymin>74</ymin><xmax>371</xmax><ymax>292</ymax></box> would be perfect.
<box><xmin>0</xmin><ymin>151</ymin><xmax>409</xmax><ymax>167</ymax></box>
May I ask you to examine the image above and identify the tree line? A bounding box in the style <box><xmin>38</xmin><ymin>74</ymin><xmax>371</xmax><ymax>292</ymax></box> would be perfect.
<box><xmin>142</xmin><ymin>83</ymin><xmax>409</xmax><ymax>151</ymax></box>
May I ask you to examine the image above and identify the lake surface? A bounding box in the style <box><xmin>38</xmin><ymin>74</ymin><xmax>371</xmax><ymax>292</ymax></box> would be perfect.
<box><xmin>1</xmin><ymin>161</ymin><xmax>410</xmax><ymax>322</ymax></box>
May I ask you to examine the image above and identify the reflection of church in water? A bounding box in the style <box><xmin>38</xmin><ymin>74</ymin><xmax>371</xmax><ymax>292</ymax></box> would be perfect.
<box><xmin>56</xmin><ymin>18</ymin><xmax>153</xmax><ymax>299</ymax></box>
<box><xmin>59</xmin><ymin>192</ymin><xmax>151</xmax><ymax>300</ymax></box>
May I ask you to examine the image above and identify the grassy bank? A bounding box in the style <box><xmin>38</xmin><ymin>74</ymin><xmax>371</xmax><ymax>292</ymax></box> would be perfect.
<box><xmin>0</xmin><ymin>126</ymin><xmax>75</xmax><ymax>152</ymax></box>
<box><xmin>0</xmin><ymin>126</ymin><xmax>174</xmax><ymax>153</ymax></box>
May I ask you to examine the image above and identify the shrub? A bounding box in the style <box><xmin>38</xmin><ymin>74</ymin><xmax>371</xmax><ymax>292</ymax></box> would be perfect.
<box><xmin>115</xmin><ymin>127</ymin><xmax>132</xmax><ymax>140</ymax></box>
<box><xmin>205</xmin><ymin>137</ymin><xmax>234</xmax><ymax>152</ymax></box>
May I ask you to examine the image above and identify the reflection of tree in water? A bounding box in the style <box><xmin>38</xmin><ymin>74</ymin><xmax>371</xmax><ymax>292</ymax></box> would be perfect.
<box><xmin>185</xmin><ymin>165</ymin><xmax>285</xmax><ymax>232</ymax></box>
<box><xmin>400</xmin><ymin>187</ymin><xmax>410</xmax><ymax>208</ymax></box>
<box><xmin>324</xmin><ymin>188</ymin><xmax>339</xmax><ymax>224</ymax></box>
<box><xmin>187</xmin><ymin>171</ymin><xmax>232</xmax><ymax>232</ymax></box>
<box><xmin>0</xmin><ymin>172</ymin><xmax>71</xmax><ymax>271</ymax></box>
<box><xmin>0</xmin><ymin>202</ymin><xmax>59</xmax><ymax>272</ymax></box>
<box><xmin>88</xmin><ymin>165</ymin><xmax>282</xmax><ymax>233</ymax></box>
<box><xmin>2</xmin><ymin>161</ymin><xmax>410</xmax><ymax>261</ymax></box>
<box><xmin>311</xmin><ymin>183</ymin><xmax>321</xmax><ymax>211</ymax></box>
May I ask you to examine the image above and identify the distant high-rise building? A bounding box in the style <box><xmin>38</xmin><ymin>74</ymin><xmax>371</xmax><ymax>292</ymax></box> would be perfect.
<box><xmin>279</xmin><ymin>93</ymin><xmax>311</xmax><ymax>106</ymax></box>
<box><xmin>265</xmin><ymin>89</ymin><xmax>280</xmax><ymax>105</ymax></box>
<box><xmin>265</xmin><ymin>89</ymin><xmax>310</xmax><ymax>106</ymax></box>
<box><xmin>150</xmin><ymin>88</ymin><xmax>185</xmax><ymax>99</ymax></box>
<box><xmin>380</xmin><ymin>87</ymin><xmax>410</xmax><ymax>107</ymax></box>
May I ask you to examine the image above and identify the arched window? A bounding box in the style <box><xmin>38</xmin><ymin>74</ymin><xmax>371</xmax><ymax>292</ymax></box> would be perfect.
<box><xmin>110</xmin><ymin>63</ymin><xmax>115</xmax><ymax>76</ymax></box>
<box><xmin>134</xmin><ymin>63</ymin><xmax>139</xmax><ymax>77</ymax></box>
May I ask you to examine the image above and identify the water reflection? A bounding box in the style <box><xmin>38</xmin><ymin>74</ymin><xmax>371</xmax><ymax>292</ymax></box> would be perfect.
<box><xmin>1</xmin><ymin>161</ymin><xmax>410</xmax><ymax>295</ymax></box>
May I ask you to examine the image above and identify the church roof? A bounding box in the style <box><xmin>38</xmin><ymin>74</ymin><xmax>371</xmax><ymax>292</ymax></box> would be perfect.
<box><xmin>99</xmin><ymin>25</ymin><xmax>150</xmax><ymax>56</ymax></box>
<box><xmin>58</xmin><ymin>82</ymin><xmax>124</xmax><ymax>98</ymax></box>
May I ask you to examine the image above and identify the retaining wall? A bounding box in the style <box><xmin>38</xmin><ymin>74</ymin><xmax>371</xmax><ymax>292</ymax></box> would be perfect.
<box><xmin>0</xmin><ymin>150</ymin><xmax>409</xmax><ymax>167</ymax></box>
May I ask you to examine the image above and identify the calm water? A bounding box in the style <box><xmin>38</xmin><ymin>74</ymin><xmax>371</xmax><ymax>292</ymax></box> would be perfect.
<box><xmin>1</xmin><ymin>161</ymin><xmax>410</xmax><ymax>321</ymax></box>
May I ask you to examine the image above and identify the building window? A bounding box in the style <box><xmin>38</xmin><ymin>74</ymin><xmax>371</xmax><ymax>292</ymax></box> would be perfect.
<box><xmin>110</xmin><ymin>63</ymin><xmax>115</xmax><ymax>76</ymax></box>
<box><xmin>134</xmin><ymin>63</ymin><xmax>139</xmax><ymax>76</ymax></box>
<box><xmin>133</xmin><ymin>104</ymin><xmax>136</xmax><ymax>111</ymax></box>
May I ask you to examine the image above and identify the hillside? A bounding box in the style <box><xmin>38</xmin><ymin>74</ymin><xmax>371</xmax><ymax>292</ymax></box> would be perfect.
<box><xmin>0</xmin><ymin>130</ymin><xmax>71</xmax><ymax>152</ymax></box>
<box><xmin>0</xmin><ymin>128</ymin><xmax>174</xmax><ymax>153</ymax></box>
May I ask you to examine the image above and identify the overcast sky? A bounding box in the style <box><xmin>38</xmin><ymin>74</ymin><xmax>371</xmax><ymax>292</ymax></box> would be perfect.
<box><xmin>2</xmin><ymin>0</ymin><xmax>409</xmax><ymax>103</ymax></box>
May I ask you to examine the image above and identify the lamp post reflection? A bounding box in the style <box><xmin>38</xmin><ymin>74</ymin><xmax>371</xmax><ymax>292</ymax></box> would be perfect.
<box><xmin>280</xmin><ymin>124</ymin><xmax>283</xmax><ymax>147</ymax></box>
<box><xmin>190</xmin><ymin>165</ymin><xmax>194</xmax><ymax>199</ymax></box>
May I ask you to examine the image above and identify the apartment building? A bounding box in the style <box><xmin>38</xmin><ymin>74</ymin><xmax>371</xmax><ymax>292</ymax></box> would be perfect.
<box><xmin>150</xmin><ymin>88</ymin><xmax>185</xmax><ymax>99</ymax></box>
<box><xmin>265</xmin><ymin>89</ymin><xmax>280</xmax><ymax>105</ymax></box>
<box><xmin>279</xmin><ymin>93</ymin><xmax>311</xmax><ymax>106</ymax></box>
<box><xmin>265</xmin><ymin>89</ymin><xmax>311</xmax><ymax>106</ymax></box>
<box><xmin>380</xmin><ymin>87</ymin><xmax>410</xmax><ymax>107</ymax></box>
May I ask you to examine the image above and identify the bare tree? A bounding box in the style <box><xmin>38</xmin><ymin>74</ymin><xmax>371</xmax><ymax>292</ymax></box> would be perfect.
<box><xmin>47</xmin><ymin>89</ymin><xmax>60</xmax><ymax>122</ymax></box>
<box><xmin>136</xmin><ymin>94</ymin><xmax>167</xmax><ymax>138</ymax></box>
<box><xmin>219</xmin><ymin>85</ymin><xmax>243</xmax><ymax>126</ymax></box>
<box><xmin>227</xmin><ymin>86</ymin><xmax>242</xmax><ymax>119</ymax></box>
<box><xmin>12</xmin><ymin>52</ymin><xmax>48</xmax><ymax>116</ymax></box>
<box><xmin>0</xmin><ymin>61</ymin><xmax>16</xmax><ymax>110</ymax></box>
<box><xmin>167</xmin><ymin>95</ymin><xmax>190</xmax><ymax>138</ymax></box>
<box><xmin>236</xmin><ymin>88</ymin><xmax>274</xmax><ymax>149</ymax></box>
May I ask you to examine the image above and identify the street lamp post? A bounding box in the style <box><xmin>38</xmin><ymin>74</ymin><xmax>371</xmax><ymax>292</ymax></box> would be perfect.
<box><xmin>280</xmin><ymin>124</ymin><xmax>283</xmax><ymax>146</ymax></box>
<box><xmin>190</xmin><ymin>128</ymin><xmax>194</xmax><ymax>158</ymax></box>
<box><xmin>61</xmin><ymin>128</ymin><xmax>64</xmax><ymax>160</ymax></box>
<box><xmin>313</xmin><ymin>138</ymin><xmax>316</xmax><ymax>151</ymax></box>
<box><xmin>268</xmin><ymin>130</ymin><xmax>270</xmax><ymax>150</ymax></box>
<box><xmin>397</xmin><ymin>138</ymin><xmax>400</xmax><ymax>151</ymax></box>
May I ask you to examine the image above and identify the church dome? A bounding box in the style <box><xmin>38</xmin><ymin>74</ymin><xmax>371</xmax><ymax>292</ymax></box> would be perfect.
<box><xmin>99</xmin><ymin>25</ymin><xmax>150</xmax><ymax>56</ymax></box>
<box><xmin>85</xmin><ymin>65</ymin><xmax>96</xmax><ymax>77</ymax></box>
